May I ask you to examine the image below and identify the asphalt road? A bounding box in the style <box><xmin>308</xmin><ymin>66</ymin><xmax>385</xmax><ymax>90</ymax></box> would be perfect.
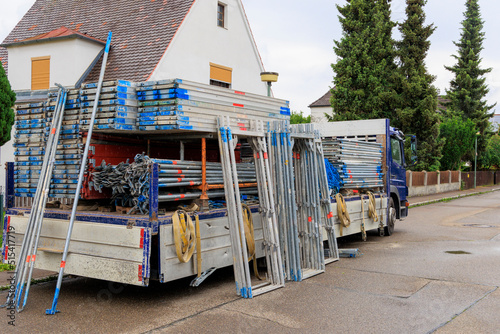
<box><xmin>1</xmin><ymin>191</ymin><xmax>499</xmax><ymax>333</ymax></box>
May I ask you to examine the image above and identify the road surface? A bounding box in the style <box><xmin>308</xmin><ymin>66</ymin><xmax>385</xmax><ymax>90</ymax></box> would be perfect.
<box><xmin>1</xmin><ymin>191</ymin><xmax>499</xmax><ymax>333</ymax></box>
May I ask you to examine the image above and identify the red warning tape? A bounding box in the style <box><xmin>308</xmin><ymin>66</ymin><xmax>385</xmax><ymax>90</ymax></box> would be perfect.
<box><xmin>140</xmin><ymin>229</ymin><xmax>145</xmax><ymax>248</ymax></box>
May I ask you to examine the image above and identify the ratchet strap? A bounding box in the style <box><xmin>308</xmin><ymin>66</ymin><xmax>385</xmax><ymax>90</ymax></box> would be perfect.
<box><xmin>336</xmin><ymin>193</ymin><xmax>351</xmax><ymax>237</ymax></box>
<box><xmin>173</xmin><ymin>210</ymin><xmax>196</xmax><ymax>263</ymax></box>
<box><xmin>367</xmin><ymin>191</ymin><xmax>379</xmax><ymax>222</ymax></box>
<box><xmin>242</xmin><ymin>204</ymin><xmax>263</xmax><ymax>280</ymax></box>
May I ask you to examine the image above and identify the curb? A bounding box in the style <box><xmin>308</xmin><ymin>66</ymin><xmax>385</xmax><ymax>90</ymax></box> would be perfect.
<box><xmin>409</xmin><ymin>187</ymin><xmax>500</xmax><ymax>208</ymax></box>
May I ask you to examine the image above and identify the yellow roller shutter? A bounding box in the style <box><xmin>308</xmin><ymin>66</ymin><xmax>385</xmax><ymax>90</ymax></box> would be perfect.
<box><xmin>31</xmin><ymin>56</ymin><xmax>50</xmax><ymax>90</ymax></box>
<box><xmin>210</xmin><ymin>63</ymin><xmax>232</xmax><ymax>84</ymax></box>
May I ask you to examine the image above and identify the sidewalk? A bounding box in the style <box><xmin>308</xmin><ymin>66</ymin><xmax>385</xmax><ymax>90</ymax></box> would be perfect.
<box><xmin>408</xmin><ymin>184</ymin><xmax>500</xmax><ymax>207</ymax></box>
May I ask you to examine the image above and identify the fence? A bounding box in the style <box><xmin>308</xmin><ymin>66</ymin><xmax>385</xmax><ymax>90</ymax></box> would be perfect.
<box><xmin>406</xmin><ymin>170</ymin><xmax>460</xmax><ymax>196</ymax></box>
<box><xmin>407</xmin><ymin>170</ymin><xmax>500</xmax><ymax>195</ymax></box>
<box><xmin>461</xmin><ymin>171</ymin><xmax>497</xmax><ymax>190</ymax></box>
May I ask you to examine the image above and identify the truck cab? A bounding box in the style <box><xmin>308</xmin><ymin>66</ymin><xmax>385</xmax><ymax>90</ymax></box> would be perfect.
<box><xmin>388</xmin><ymin>127</ymin><xmax>409</xmax><ymax>219</ymax></box>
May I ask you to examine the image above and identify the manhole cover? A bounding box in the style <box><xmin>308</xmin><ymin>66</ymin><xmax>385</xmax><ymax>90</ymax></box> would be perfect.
<box><xmin>445</xmin><ymin>250</ymin><xmax>471</xmax><ymax>255</ymax></box>
<box><xmin>463</xmin><ymin>224</ymin><xmax>495</xmax><ymax>228</ymax></box>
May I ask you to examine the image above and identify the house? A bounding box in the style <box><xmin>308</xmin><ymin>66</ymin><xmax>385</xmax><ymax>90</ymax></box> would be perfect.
<box><xmin>492</xmin><ymin>114</ymin><xmax>500</xmax><ymax>132</ymax></box>
<box><xmin>309</xmin><ymin>90</ymin><xmax>333</xmax><ymax>123</ymax></box>
<box><xmin>0</xmin><ymin>0</ymin><xmax>270</xmax><ymax>190</ymax></box>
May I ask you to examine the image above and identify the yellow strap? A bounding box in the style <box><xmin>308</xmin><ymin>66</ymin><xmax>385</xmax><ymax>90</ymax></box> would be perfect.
<box><xmin>336</xmin><ymin>193</ymin><xmax>351</xmax><ymax>237</ymax></box>
<box><xmin>242</xmin><ymin>204</ymin><xmax>263</xmax><ymax>280</ymax></box>
<box><xmin>195</xmin><ymin>214</ymin><xmax>202</xmax><ymax>277</ymax></box>
<box><xmin>360</xmin><ymin>195</ymin><xmax>366</xmax><ymax>241</ymax></box>
<box><xmin>173</xmin><ymin>210</ymin><xmax>196</xmax><ymax>263</ymax></box>
<box><xmin>179</xmin><ymin>213</ymin><xmax>189</xmax><ymax>252</ymax></box>
<box><xmin>367</xmin><ymin>191</ymin><xmax>379</xmax><ymax>222</ymax></box>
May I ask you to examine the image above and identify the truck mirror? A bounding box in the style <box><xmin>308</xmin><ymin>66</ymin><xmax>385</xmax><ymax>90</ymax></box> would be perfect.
<box><xmin>410</xmin><ymin>136</ymin><xmax>417</xmax><ymax>165</ymax></box>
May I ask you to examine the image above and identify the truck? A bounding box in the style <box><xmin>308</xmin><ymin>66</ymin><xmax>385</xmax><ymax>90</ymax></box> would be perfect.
<box><xmin>2</xmin><ymin>78</ymin><xmax>415</xmax><ymax>309</ymax></box>
<box><xmin>315</xmin><ymin>118</ymin><xmax>417</xmax><ymax>239</ymax></box>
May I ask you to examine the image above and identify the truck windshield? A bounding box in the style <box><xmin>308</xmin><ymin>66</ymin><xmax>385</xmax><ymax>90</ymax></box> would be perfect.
<box><xmin>391</xmin><ymin>137</ymin><xmax>402</xmax><ymax>166</ymax></box>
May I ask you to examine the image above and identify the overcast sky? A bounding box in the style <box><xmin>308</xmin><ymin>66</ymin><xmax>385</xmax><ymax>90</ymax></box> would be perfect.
<box><xmin>1</xmin><ymin>0</ymin><xmax>499</xmax><ymax>117</ymax></box>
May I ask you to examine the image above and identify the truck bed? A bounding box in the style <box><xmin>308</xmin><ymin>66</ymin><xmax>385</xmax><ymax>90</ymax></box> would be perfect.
<box><xmin>2</xmin><ymin>205</ymin><xmax>263</xmax><ymax>286</ymax></box>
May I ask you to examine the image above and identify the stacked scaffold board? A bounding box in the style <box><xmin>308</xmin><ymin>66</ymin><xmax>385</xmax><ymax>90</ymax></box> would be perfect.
<box><xmin>79</xmin><ymin>80</ymin><xmax>138</xmax><ymax>131</ymax></box>
<box><xmin>13</xmin><ymin>78</ymin><xmax>290</xmax><ymax>200</ymax></box>
<box><xmin>137</xmin><ymin>79</ymin><xmax>290</xmax><ymax>132</ymax></box>
<box><xmin>13</xmin><ymin>80</ymin><xmax>137</xmax><ymax>199</ymax></box>
<box><xmin>322</xmin><ymin>138</ymin><xmax>384</xmax><ymax>189</ymax></box>
<box><xmin>49</xmin><ymin>88</ymin><xmax>81</xmax><ymax>197</ymax></box>
<box><xmin>13</xmin><ymin>102</ymin><xmax>46</xmax><ymax>197</ymax></box>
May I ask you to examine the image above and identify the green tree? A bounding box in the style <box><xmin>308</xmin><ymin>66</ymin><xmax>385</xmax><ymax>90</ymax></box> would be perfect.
<box><xmin>445</xmin><ymin>0</ymin><xmax>495</xmax><ymax>162</ymax></box>
<box><xmin>439</xmin><ymin>116</ymin><xmax>477</xmax><ymax>170</ymax></box>
<box><xmin>479</xmin><ymin>133</ymin><xmax>500</xmax><ymax>169</ymax></box>
<box><xmin>331</xmin><ymin>0</ymin><xmax>397</xmax><ymax>121</ymax></box>
<box><xmin>0</xmin><ymin>64</ymin><xmax>15</xmax><ymax>146</ymax></box>
<box><xmin>396</xmin><ymin>0</ymin><xmax>443</xmax><ymax>171</ymax></box>
<box><xmin>290</xmin><ymin>111</ymin><xmax>311</xmax><ymax>124</ymax></box>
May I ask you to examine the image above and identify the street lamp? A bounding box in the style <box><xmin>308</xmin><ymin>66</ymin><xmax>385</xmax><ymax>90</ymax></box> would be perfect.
<box><xmin>474</xmin><ymin>131</ymin><xmax>480</xmax><ymax>188</ymax></box>
<box><xmin>260</xmin><ymin>72</ymin><xmax>279</xmax><ymax>97</ymax></box>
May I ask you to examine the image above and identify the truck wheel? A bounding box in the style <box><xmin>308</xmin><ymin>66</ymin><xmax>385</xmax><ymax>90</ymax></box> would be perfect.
<box><xmin>384</xmin><ymin>197</ymin><xmax>396</xmax><ymax>236</ymax></box>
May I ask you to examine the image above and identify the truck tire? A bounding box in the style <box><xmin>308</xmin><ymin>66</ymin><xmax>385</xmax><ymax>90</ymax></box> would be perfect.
<box><xmin>384</xmin><ymin>197</ymin><xmax>396</xmax><ymax>236</ymax></box>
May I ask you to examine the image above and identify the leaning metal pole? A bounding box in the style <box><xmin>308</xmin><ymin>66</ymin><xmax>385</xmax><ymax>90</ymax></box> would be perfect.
<box><xmin>46</xmin><ymin>31</ymin><xmax>113</xmax><ymax>315</ymax></box>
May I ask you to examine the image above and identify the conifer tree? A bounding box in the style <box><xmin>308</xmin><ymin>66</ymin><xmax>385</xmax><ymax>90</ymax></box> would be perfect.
<box><xmin>396</xmin><ymin>0</ymin><xmax>443</xmax><ymax>170</ymax></box>
<box><xmin>331</xmin><ymin>0</ymin><xmax>397</xmax><ymax>121</ymax></box>
<box><xmin>0</xmin><ymin>64</ymin><xmax>15</xmax><ymax>146</ymax></box>
<box><xmin>445</xmin><ymin>0</ymin><xmax>495</xmax><ymax>162</ymax></box>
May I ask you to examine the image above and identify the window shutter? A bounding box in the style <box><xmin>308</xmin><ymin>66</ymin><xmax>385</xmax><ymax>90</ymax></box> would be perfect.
<box><xmin>32</xmin><ymin>57</ymin><xmax>50</xmax><ymax>90</ymax></box>
<box><xmin>210</xmin><ymin>63</ymin><xmax>232</xmax><ymax>84</ymax></box>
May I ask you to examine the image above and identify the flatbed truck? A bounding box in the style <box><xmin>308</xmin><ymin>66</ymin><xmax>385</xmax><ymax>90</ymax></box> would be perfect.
<box><xmin>2</xmin><ymin>118</ymin><xmax>415</xmax><ymax>289</ymax></box>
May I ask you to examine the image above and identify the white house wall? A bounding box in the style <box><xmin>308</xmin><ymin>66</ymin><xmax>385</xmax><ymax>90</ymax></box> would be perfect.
<box><xmin>311</xmin><ymin>106</ymin><xmax>332</xmax><ymax>123</ymax></box>
<box><xmin>7</xmin><ymin>38</ymin><xmax>104</xmax><ymax>90</ymax></box>
<box><xmin>150</xmin><ymin>0</ymin><xmax>268</xmax><ymax>96</ymax></box>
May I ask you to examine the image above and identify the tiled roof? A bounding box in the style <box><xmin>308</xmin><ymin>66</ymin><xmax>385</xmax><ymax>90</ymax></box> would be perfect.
<box><xmin>0</xmin><ymin>0</ymin><xmax>196</xmax><ymax>83</ymax></box>
<box><xmin>2</xmin><ymin>26</ymin><xmax>106</xmax><ymax>45</ymax></box>
<box><xmin>437</xmin><ymin>95</ymin><xmax>450</xmax><ymax>111</ymax></box>
<box><xmin>309</xmin><ymin>90</ymin><xmax>333</xmax><ymax>108</ymax></box>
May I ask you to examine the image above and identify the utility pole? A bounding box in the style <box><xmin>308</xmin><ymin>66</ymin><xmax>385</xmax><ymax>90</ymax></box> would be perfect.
<box><xmin>474</xmin><ymin>132</ymin><xmax>480</xmax><ymax>188</ymax></box>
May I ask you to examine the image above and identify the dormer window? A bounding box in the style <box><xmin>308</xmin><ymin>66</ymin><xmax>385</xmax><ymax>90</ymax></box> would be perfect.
<box><xmin>217</xmin><ymin>3</ymin><xmax>226</xmax><ymax>28</ymax></box>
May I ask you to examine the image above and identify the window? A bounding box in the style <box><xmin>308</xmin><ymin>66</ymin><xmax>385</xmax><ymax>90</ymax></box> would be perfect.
<box><xmin>391</xmin><ymin>137</ymin><xmax>403</xmax><ymax>166</ymax></box>
<box><xmin>217</xmin><ymin>3</ymin><xmax>226</xmax><ymax>28</ymax></box>
<box><xmin>210</xmin><ymin>63</ymin><xmax>232</xmax><ymax>88</ymax></box>
<box><xmin>210</xmin><ymin>79</ymin><xmax>230</xmax><ymax>88</ymax></box>
<box><xmin>31</xmin><ymin>56</ymin><xmax>50</xmax><ymax>90</ymax></box>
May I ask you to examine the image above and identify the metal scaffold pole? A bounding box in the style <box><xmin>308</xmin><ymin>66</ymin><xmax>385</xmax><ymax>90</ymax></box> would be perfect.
<box><xmin>46</xmin><ymin>31</ymin><xmax>113</xmax><ymax>315</ymax></box>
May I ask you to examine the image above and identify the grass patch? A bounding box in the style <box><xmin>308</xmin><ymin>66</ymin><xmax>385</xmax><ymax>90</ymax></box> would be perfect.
<box><xmin>0</xmin><ymin>263</ymin><xmax>14</xmax><ymax>272</ymax></box>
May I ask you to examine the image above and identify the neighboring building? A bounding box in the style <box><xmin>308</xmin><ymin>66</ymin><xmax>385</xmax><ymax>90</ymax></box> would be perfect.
<box><xmin>492</xmin><ymin>114</ymin><xmax>500</xmax><ymax>132</ymax></box>
<box><xmin>0</xmin><ymin>0</ymin><xmax>269</xmax><ymax>190</ymax></box>
<box><xmin>309</xmin><ymin>90</ymin><xmax>333</xmax><ymax>123</ymax></box>
<box><xmin>437</xmin><ymin>95</ymin><xmax>450</xmax><ymax>112</ymax></box>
